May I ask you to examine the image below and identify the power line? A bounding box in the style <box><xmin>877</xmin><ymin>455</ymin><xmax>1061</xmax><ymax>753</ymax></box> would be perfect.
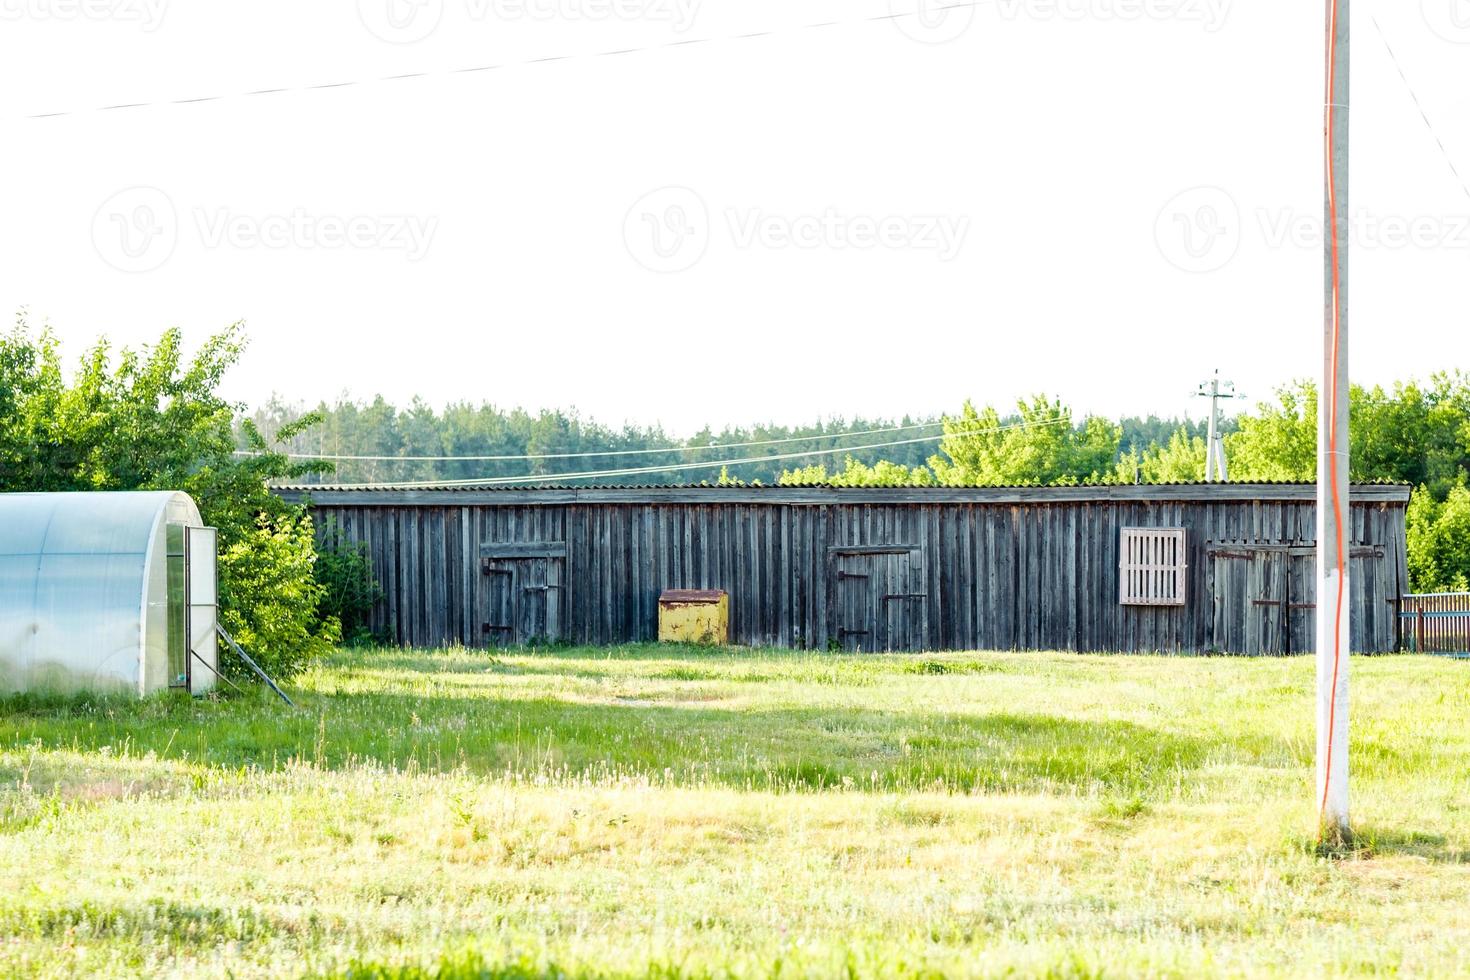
<box><xmin>1370</xmin><ymin>13</ymin><xmax>1470</xmax><ymax>204</ymax></box>
<box><xmin>17</xmin><ymin>1</ymin><xmax>993</xmax><ymax>122</ymax></box>
<box><xmin>312</xmin><ymin>414</ymin><xmax>1075</xmax><ymax>489</ymax></box>
<box><xmin>238</xmin><ymin>417</ymin><xmax>950</xmax><ymax>463</ymax></box>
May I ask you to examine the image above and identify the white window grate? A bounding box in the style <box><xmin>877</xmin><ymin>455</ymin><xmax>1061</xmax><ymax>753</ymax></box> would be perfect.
<box><xmin>1119</xmin><ymin>528</ymin><xmax>1187</xmax><ymax>606</ymax></box>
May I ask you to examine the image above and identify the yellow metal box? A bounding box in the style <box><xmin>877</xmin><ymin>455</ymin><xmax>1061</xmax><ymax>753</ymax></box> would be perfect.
<box><xmin>657</xmin><ymin>589</ymin><xmax>729</xmax><ymax>645</ymax></box>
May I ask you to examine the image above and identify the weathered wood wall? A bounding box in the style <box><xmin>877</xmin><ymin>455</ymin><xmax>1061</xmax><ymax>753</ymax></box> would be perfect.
<box><xmin>282</xmin><ymin>485</ymin><xmax>1410</xmax><ymax>654</ymax></box>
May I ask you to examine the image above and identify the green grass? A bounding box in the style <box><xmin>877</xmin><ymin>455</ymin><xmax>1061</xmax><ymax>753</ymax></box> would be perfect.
<box><xmin>2</xmin><ymin>646</ymin><xmax>1469</xmax><ymax>978</ymax></box>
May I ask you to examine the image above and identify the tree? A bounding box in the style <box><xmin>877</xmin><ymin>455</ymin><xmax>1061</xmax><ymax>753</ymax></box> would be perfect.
<box><xmin>928</xmin><ymin>396</ymin><xmax>1120</xmax><ymax>486</ymax></box>
<box><xmin>1113</xmin><ymin>429</ymin><xmax>1209</xmax><ymax>484</ymax></box>
<box><xmin>1406</xmin><ymin>484</ymin><xmax>1470</xmax><ymax>593</ymax></box>
<box><xmin>1225</xmin><ymin>381</ymin><xmax>1317</xmax><ymax>482</ymax></box>
<box><xmin>0</xmin><ymin>317</ymin><xmax>337</xmax><ymax>680</ymax></box>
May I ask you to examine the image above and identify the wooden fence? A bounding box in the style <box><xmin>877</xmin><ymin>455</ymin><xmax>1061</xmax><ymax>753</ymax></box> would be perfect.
<box><xmin>1400</xmin><ymin>593</ymin><xmax>1470</xmax><ymax>655</ymax></box>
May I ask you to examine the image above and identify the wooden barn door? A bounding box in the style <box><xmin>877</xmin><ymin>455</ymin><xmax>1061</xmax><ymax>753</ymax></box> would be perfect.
<box><xmin>1211</xmin><ymin>544</ymin><xmax>1382</xmax><ymax>655</ymax></box>
<box><xmin>1286</xmin><ymin>552</ymin><xmax>1316</xmax><ymax>654</ymax></box>
<box><xmin>1209</xmin><ymin>547</ymin><xmax>1286</xmax><ymax>655</ymax></box>
<box><xmin>480</xmin><ymin>555</ymin><xmax>565</xmax><ymax>646</ymax></box>
<box><xmin>834</xmin><ymin>548</ymin><xmax>925</xmax><ymax>652</ymax></box>
<box><xmin>1284</xmin><ymin>548</ymin><xmax>1383</xmax><ymax>654</ymax></box>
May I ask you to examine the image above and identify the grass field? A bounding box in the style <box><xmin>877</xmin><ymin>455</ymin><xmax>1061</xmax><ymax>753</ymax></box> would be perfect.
<box><xmin>2</xmin><ymin>646</ymin><xmax>1469</xmax><ymax>979</ymax></box>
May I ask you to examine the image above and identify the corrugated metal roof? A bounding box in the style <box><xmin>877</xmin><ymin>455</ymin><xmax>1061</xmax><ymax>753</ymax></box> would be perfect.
<box><xmin>274</xmin><ymin>480</ymin><xmax>1412</xmax><ymax>493</ymax></box>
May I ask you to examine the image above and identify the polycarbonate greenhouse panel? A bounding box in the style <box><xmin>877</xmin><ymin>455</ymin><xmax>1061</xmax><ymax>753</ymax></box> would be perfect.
<box><xmin>0</xmin><ymin>491</ymin><xmax>206</xmax><ymax>696</ymax></box>
<box><xmin>187</xmin><ymin>526</ymin><xmax>219</xmax><ymax>695</ymax></box>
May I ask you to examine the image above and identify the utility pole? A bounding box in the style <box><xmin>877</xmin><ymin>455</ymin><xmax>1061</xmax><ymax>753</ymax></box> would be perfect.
<box><xmin>1195</xmin><ymin>370</ymin><xmax>1239</xmax><ymax>482</ymax></box>
<box><xmin>1319</xmin><ymin>0</ymin><xmax>1351</xmax><ymax>842</ymax></box>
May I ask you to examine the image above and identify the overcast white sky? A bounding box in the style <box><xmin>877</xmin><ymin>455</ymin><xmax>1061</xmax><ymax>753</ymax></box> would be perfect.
<box><xmin>2</xmin><ymin>1</ymin><xmax>1468</xmax><ymax>436</ymax></box>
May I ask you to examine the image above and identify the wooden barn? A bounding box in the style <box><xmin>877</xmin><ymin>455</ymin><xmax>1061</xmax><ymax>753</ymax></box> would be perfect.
<box><xmin>277</xmin><ymin>483</ymin><xmax>1411</xmax><ymax>655</ymax></box>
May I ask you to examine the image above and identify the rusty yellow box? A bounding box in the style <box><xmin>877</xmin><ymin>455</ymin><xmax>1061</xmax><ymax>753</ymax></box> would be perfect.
<box><xmin>657</xmin><ymin>589</ymin><xmax>729</xmax><ymax>645</ymax></box>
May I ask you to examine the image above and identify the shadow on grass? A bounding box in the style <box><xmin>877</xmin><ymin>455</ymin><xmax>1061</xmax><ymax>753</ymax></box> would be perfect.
<box><xmin>1</xmin><ymin>678</ymin><xmax>1210</xmax><ymax>797</ymax></box>
<box><xmin>1307</xmin><ymin>826</ymin><xmax>1470</xmax><ymax>864</ymax></box>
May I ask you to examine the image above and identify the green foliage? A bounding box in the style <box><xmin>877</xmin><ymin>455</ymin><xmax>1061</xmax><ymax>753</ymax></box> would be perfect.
<box><xmin>1113</xmin><ymin>429</ymin><xmax>1209</xmax><ymax>484</ymax></box>
<box><xmin>0</xmin><ymin>317</ymin><xmax>334</xmax><ymax>680</ymax></box>
<box><xmin>1227</xmin><ymin>375</ymin><xmax>1470</xmax><ymax>491</ymax></box>
<box><xmin>1406</xmin><ymin>484</ymin><xmax>1470</xmax><ymax>592</ymax></box>
<box><xmin>315</xmin><ymin>519</ymin><xmax>386</xmax><ymax>646</ymax></box>
<box><xmin>928</xmin><ymin>396</ymin><xmax>1120</xmax><ymax>487</ymax></box>
<box><xmin>219</xmin><ymin>513</ymin><xmax>340</xmax><ymax>678</ymax></box>
<box><xmin>1351</xmin><ymin>374</ymin><xmax>1470</xmax><ymax>497</ymax></box>
<box><xmin>1225</xmin><ymin>381</ymin><xmax>1318</xmax><ymax>482</ymax></box>
<box><xmin>780</xmin><ymin>457</ymin><xmax>936</xmax><ymax>487</ymax></box>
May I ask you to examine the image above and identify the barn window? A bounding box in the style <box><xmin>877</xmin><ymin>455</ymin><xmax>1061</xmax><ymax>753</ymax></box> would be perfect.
<box><xmin>1119</xmin><ymin>528</ymin><xmax>1187</xmax><ymax>606</ymax></box>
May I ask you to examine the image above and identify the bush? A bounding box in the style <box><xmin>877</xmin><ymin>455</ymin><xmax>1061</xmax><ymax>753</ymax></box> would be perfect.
<box><xmin>315</xmin><ymin>518</ymin><xmax>385</xmax><ymax>646</ymax></box>
<box><xmin>218</xmin><ymin>512</ymin><xmax>340</xmax><ymax>681</ymax></box>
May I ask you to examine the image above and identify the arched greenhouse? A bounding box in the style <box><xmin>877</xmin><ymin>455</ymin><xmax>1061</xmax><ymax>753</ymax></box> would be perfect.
<box><xmin>0</xmin><ymin>491</ymin><xmax>218</xmax><ymax>697</ymax></box>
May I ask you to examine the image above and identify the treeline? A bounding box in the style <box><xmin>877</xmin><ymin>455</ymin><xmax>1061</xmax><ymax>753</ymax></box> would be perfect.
<box><xmin>248</xmin><ymin>397</ymin><xmax>1220</xmax><ymax>488</ymax></box>
<box><xmin>783</xmin><ymin>379</ymin><xmax>1470</xmax><ymax>592</ymax></box>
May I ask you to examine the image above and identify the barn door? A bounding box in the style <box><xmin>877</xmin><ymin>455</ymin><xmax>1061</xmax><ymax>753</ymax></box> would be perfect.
<box><xmin>1286</xmin><ymin>552</ymin><xmax>1316</xmax><ymax>654</ymax></box>
<box><xmin>480</xmin><ymin>556</ymin><xmax>565</xmax><ymax>647</ymax></box>
<box><xmin>835</xmin><ymin>554</ymin><xmax>874</xmax><ymax>651</ymax></box>
<box><xmin>1209</xmin><ymin>547</ymin><xmax>1286</xmax><ymax>655</ymax></box>
<box><xmin>516</xmin><ymin>557</ymin><xmax>564</xmax><ymax>645</ymax></box>
<box><xmin>480</xmin><ymin>560</ymin><xmax>517</xmax><ymax>647</ymax></box>
<box><xmin>834</xmin><ymin>548</ymin><xmax>925</xmax><ymax>652</ymax></box>
<box><xmin>1247</xmin><ymin>550</ymin><xmax>1287</xmax><ymax>655</ymax></box>
<box><xmin>1285</xmin><ymin>549</ymin><xmax>1382</xmax><ymax>654</ymax></box>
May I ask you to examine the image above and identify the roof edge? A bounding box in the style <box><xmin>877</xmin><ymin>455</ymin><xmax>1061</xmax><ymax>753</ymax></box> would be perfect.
<box><xmin>274</xmin><ymin>482</ymin><xmax>1412</xmax><ymax>507</ymax></box>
